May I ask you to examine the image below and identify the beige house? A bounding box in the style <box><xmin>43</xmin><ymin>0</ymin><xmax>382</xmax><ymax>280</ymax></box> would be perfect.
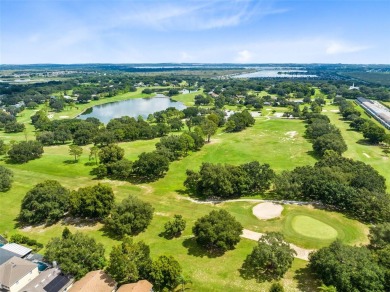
<box><xmin>0</xmin><ymin>256</ymin><xmax>39</xmax><ymax>292</ymax></box>
<box><xmin>69</xmin><ymin>270</ymin><xmax>116</xmax><ymax>292</ymax></box>
<box><xmin>116</xmin><ymin>280</ymin><xmax>153</xmax><ymax>292</ymax></box>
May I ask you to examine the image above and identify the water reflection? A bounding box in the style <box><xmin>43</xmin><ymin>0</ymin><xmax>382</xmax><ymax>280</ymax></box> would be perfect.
<box><xmin>78</xmin><ymin>97</ymin><xmax>186</xmax><ymax>124</ymax></box>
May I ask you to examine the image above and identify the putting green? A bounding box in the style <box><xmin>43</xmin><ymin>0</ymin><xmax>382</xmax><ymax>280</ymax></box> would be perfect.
<box><xmin>291</xmin><ymin>215</ymin><xmax>338</xmax><ymax>240</ymax></box>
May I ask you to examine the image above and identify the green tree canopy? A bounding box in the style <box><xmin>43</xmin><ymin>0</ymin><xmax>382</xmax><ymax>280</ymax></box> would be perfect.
<box><xmin>241</xmin><ymin>232</ymin><xmax>296</xmax><ymax>282</ymax></box>
<box><xmin>149</xmin><ymin>255</ymin><xmax>182</xmax><ymax>292</ymax></box>
<box><xmin>309</xmin><ymin>240</ymin><xmax>385</xmax><ymax>292</ymax></box>
<box><xmin>69</xmin><ymin>144</ymin><xmax>83</xmax><ymax>162</ymax></box>
<box><xmin>70</xmin><ymin>184</ymin><xmax>114</xmax><ymax>219</ymax></box>
<box><xmin>0</xmin><ymin>165</ymin><xmax>13</xmax><ymax>192</ymax></box>
<box><xmin>44</xmin><ymin>230</ymin><xmax>106</xmax><ymax>279</ymax></box>
<box><xmin>98</xmin><ymin>144</ymin><xmax>125</xmax><ymax>164</ymax></box>
<box><xmin>104</xmin><ymin>195</ymin><xmax>154</xmax><ymax>237</ymax></box>
<box><xmin>106</xmin><ymin>236</ymin><xmax>152</xmax><ymax>285</ymax></box>
<box><xmin>19</xmin><ymin>180</ymin><xmax>70</xmax><ymax>225</ymax></box>
<box><xmin>192</xmin><ymin>209</ymin><xmax>242</xmax><ymax>254</ymax></box>
<box><xmin>163</xmin><ymin>215</ymin><xmax>186</xmax><ymax>238</ymax></box>
<box><xmin>8</xmin><ymin>140</ymin><xmax>44</xmax><ymax>163</ymax></box>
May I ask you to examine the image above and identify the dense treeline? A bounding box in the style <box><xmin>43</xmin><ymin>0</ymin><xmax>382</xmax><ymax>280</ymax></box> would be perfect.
<box><xmin>184</xmin><ymin>161</ymin><xmax>275</xmax><ymax>199</ymax></box>
<box><xmin>336</xmin><ymin>97</ymin><xmax>389</xmax><ymax>144</ymax></box>
<box><xmin>309</xmin><ymin>223</ymin><xmax>390</xmax><ymax>292</ymax></box>
<box><xmin>274</xmin><ymin>151</ymin><xmax>390</xmax><ymax>223</ymax></box>
<box><xmin>304</xmin><ymin>113</ymin><xmax>347</xmax><ymax>156</ymax></box>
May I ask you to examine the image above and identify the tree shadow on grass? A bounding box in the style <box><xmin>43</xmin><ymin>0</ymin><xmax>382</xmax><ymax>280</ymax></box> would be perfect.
<box><xmin>98</xmin><ymin>225</ymin><xmax>125</xmax><ymax>241</ymax></box>
<box><xmin>294</xmin><ymin>266</ymin><xmax>321</xmax><ymax>292</ymax></box>
<box><xmin>306</xmin><ymin>150</ymin><xmax>321</xmax><ymax>160</ymax></box>
<box><xmin>182</xmin><ymin>237</ymin><xmax>224</xmax><ymax>258</ymax></box>
<box><xmin>63</xmin><ymin>159</ymin><xmax>78</xmax><ymax>164</ymax></box>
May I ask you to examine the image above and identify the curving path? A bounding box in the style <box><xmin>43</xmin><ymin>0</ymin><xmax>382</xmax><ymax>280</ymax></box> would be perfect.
<box><xmin>241</xmin><ymin>229</ymin><xmax>314</xmax><ymax>261</ymax></box>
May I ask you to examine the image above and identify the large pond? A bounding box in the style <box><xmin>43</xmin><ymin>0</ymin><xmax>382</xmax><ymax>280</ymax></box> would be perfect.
<box><xmin>78</xmin><ymin>96</ymin><xmax>186</xmax><ymax>124</ymax></box>
<box><xmin>233</xmin><ymin>68</ymin><xmax>317</xmax><ymax>78</ymax></box>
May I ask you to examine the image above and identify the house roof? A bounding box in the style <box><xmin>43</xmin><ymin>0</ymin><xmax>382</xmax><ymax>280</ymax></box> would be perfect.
<box><xmin>0</xmin><ymin>256</ymin><xmax>37</xmax><ymax>288</ymax></box>
<box><xmin>0</xmin><ymin>249</ymin><xmax>20</xmax><ymax>265</ymax></box>
<box><xmin>1</xmin><ymin>243</ymin><xmax>32</xmax><ymax>257</ymax></box>
<box><xmin>116</xmin><ymin>280</ymin><xmax>153</xmax><ymax>292</ymax></box>
<box><xmin>19</xmin><ymin>268</ymin><xmax>73</xmax><ymax>292</ymax></box>
<box><xmin>68</xmin><ymin>270</ymin><xmax>116</xmax><ymax>292</ymax></box>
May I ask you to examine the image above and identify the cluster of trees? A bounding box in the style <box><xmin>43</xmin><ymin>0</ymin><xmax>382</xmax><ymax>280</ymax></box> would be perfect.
<box><xmin>225</xmin><ymin>110</ymin><xmax>255</xmax><ymax>132</ymax></box>
<box><xmin>0</xmin><ymin>165</ymin><xmax>13</xmax><ymax>191</ymax></box>
<box><xmin>305</xmin><ymin>113</ymin><xmax>347</xmax><ymax>156</ymax></box>
<box><xmin>309</xmin><ymin>223</ymin><xmax>390</xmax><ymax>291</ymax></box>
<box><xmin>336</xmin><ymin>97</ymin><xmax>388</xmax><ymax>144</ymax></box>
<box><xmin>18</xmin><ymin>180</ymin><xmax>155</xmax><ymax>238</ymax></box>
<box><xmin>184</xmin><ymin>161</ymin><xmax>275</xmax><ymax>199</ymax></box>
<box><xmin>274</xmin><ymin>151</ymin><xmax>390</xmax><ymax>223</ymax></box>
<box><xmin>45</xmin><ymin>229</ymin><xmax>183</xmax><ymax>291</ymax></box>
<box><xmin>8</xmin><ymin>141</ymin><xmax>44</xmax><ymax>163</ymax></box>
<box><xmin>18</xmin><ymin>181</ymin><xmax>115</xmax><ymax>225</ymax></box>
<box><xmin>93</xmin><ymin>130</ymin><xmax>205</xmax><ymax>182</ymax></box>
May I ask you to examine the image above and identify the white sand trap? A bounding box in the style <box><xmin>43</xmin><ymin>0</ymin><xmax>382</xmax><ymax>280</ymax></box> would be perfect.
<box><xmin>330</xmin><ymin>109</ymin><xmax>339</xmax><ymax>113</ymax></box>
<box><xmin>363</xmin><ymin>153</ymin><xmax>371</xmax><ymax>158</ymax></box>
<box><xmin>251</xmin><ymin>112</ymin><xmax>261</xmax><ymax>117</ymax></box>
<box><xmin>59</xmin><ymin>115</ymin><xmax>69</xmax><ymax>119</ymax></box>
<box><xmin>274</xmin><ymin>112</ymin><xmax>284</xmax><ymax>118</ymax></box>
<box><xmin>253</xmin><ymin>202</ymin><xmax>283</xmax><ymax>220</ymax></box>
<box><xmin>322</xmin><ymin>109</ymin><xmax>328</xmax><ymax>112</ymax></box>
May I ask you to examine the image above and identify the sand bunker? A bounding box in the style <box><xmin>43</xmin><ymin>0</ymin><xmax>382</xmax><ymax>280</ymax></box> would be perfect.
<box><xmin>274</xmin><ymin>112</ymin><xmax>284</xmax><ymax>118</ymax></box>
<box><xmin>253</xmin><ymin>202</ymin><xmax>283</xmax><ymax>220</ymax></box>
<box><xmin>285</xmin><ymin>131</ymin><xmax>297</xmax><ymax>139</ymax></box>
<box><xmin>363</xmin><ymin>153</ymin><xmax>371</xmax><ymax>158</ymax></box>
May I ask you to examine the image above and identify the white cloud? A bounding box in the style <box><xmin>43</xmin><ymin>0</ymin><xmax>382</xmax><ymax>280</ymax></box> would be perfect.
<box><xmin>326</xmin><ymin>42</ymin><xmax>370</xmax><ymax>55</ymax></box>
<box><xmin>236</xmin><ymin>50</ymin><xmax>252</xmax><ymax>62</ymax></box>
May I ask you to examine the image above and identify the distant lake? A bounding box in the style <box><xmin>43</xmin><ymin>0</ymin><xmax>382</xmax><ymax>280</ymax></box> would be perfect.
<box><xmin>78</xmin><ymin>96</ymin><xmax>186</xmax><ymax>124</ymax></box>
<box><xmin>234</xmin><ymin>69</ymin><xmax>317</xmax><ymax>78</ymax></box>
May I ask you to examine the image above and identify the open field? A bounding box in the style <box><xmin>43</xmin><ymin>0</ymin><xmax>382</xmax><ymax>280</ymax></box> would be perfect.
<box><xmin>0</xmin><ymin>94</ymin><xmax>382</xmax><ymax>291</ymax></box>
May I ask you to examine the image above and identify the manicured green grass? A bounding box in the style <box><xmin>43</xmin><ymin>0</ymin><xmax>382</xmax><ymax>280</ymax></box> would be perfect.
<box><xmin>223</xmin><ymin>203</ymin><xmax>368</xmax><ymax>250</ymax></box>
<box><xmin>291</xmin><ymin>215</ymin><xmax>338</xmax><ymax>240</ymax></box>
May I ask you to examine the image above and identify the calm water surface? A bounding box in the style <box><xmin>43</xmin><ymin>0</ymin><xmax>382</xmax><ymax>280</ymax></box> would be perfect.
<box><xmin>79</xmin><ymin>97</ymin><xmax>186</xmax><ymax>124</ymax></box>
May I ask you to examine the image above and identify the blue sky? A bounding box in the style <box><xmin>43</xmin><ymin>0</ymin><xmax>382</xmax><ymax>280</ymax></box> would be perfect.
<box><xmin>1</xmin><ymin>0</ymin><xmax>389</xmax><ymax>64</ymax></box>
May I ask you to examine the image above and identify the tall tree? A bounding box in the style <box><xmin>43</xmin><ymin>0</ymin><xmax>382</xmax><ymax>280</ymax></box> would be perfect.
<box><xmin>69</xmin><ymin>144</ymin><xmax>83</xmax><ymax>162</ymax></box>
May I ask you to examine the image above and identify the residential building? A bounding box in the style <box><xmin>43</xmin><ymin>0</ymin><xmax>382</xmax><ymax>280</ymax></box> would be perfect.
<box><xmin>0</xmin><ymin>256</ymin><xmax>38</xmax><ymax>292</ymax></box>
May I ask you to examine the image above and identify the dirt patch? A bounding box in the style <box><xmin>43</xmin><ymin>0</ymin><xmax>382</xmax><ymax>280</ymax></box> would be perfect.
<box><xmin>253</xmin><ymin>202</ymin><xmax>284</xmax><ymax>220</ymax></box>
